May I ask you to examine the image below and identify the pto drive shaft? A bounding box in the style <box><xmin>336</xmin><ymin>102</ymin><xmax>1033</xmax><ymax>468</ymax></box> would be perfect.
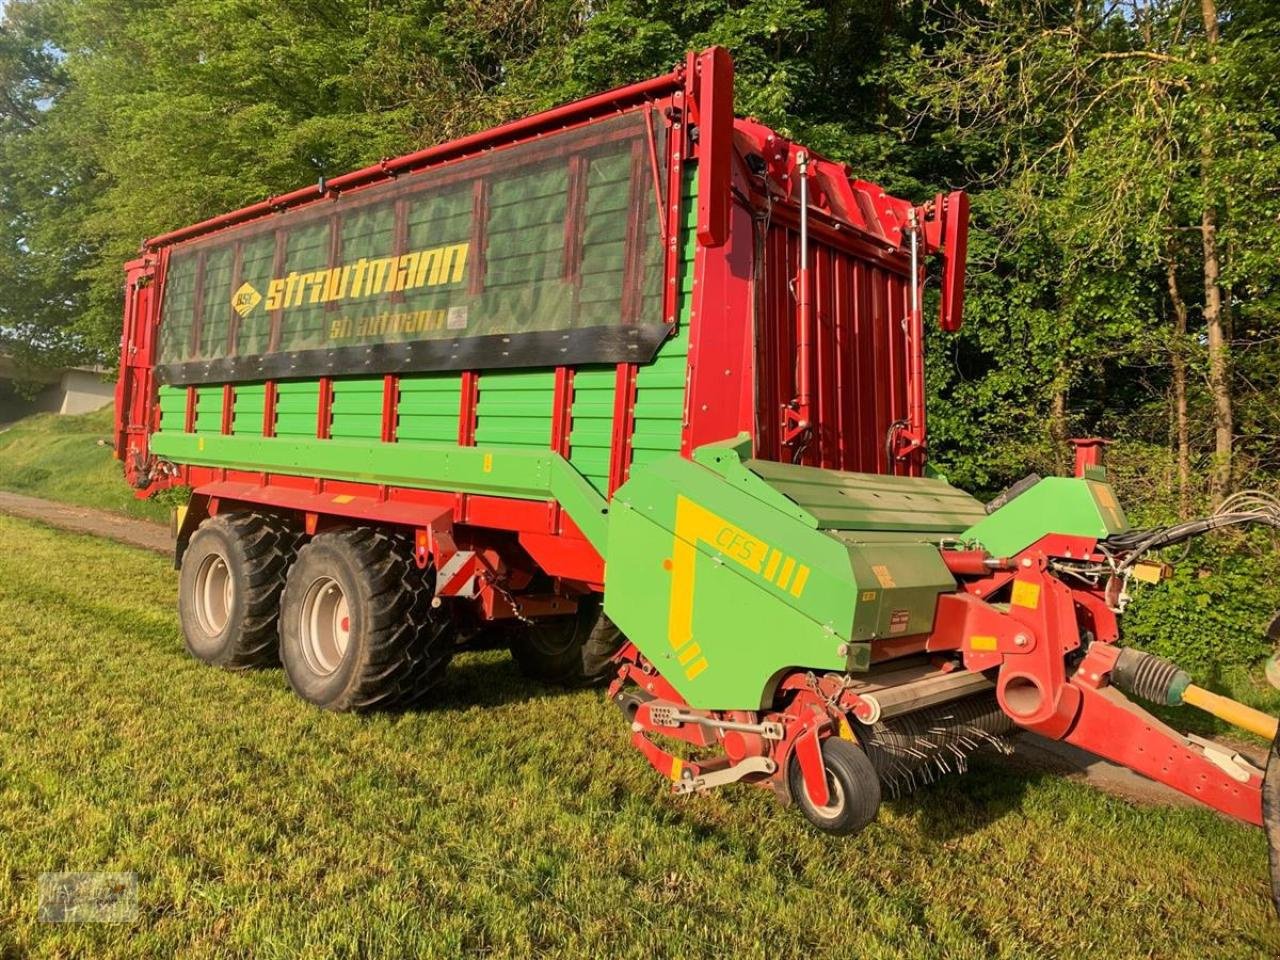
<box><xmin>1111</xmin><ymin>648</ymin><xmax>1279</xmax><ymax>741</ymax></box>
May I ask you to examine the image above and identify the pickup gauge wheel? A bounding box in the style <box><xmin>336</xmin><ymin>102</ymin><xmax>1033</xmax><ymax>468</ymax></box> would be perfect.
<box><xmin>788</xmin><ymin>737</ymin><xmax>882</xmax><ymax>836</ymax></box>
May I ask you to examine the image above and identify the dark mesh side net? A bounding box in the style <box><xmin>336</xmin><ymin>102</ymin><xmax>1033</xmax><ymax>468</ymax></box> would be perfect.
<box><xmin>155</xmin><ymin>109</ymin><xmax>670</xmax><ymax>385</ymax></box>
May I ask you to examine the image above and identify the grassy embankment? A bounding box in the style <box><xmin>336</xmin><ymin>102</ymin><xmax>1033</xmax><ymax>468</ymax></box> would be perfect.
<box><xmin>0</xmin><ymin>513</ymin><xmax>1276</xmax><ymax>958</ymax></box>
<box><xmin>0</xmin><ymin>406</ymin><xmax>173</xmax><ymax>523</ymax></box>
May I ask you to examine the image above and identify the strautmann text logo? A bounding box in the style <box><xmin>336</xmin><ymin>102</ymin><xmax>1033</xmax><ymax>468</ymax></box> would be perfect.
<box><xmin>230</xmin><ymin>241</ymin><xmax>469</xmax><ymax>319</ymax></box>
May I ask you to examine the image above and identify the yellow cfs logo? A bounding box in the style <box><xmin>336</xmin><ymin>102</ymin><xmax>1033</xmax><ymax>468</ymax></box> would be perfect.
<box><xmin>230</xmin><ymin>241</ymin><xmax>470</xmax><ymax>318</ymax></box>
<box><xmin>667</xmin><ymin>496</ymin><xmax>811</xmax><ymax>682</ymax></box>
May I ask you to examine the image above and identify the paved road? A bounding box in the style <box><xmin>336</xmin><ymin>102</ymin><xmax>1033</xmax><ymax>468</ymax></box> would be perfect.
<box><xmin>0</xmin><ymin>487</ymin><xmax>1253</xmax><ymax>810</ymax></box>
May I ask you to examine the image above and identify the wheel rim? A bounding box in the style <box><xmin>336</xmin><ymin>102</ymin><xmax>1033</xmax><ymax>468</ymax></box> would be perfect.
<box><xmin>194</xmin><ymin>553</ymin><xmax>234</xmax><ymax>636</ymax></box>
<box><xmin>299</xmin><ymin>576</ymin><xmax>351</xmax><ymax>676</ymax></box>
<box><xmin>810</xmin><ymin>771</ymin><xmax>847</xmax><ymax>819</ymax></box>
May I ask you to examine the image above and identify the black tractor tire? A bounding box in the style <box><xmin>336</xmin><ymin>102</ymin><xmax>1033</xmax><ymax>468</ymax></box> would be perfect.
<box><xmin>178</xmin><ymin>511</ymin><xmax>298</xmax><ymax>669</ymax></box>
<box><xmin>508</xmin><ymin>597</ymin><xmax>621</xmax><ymax>687</ymax></box>
<box><xmin>279</xmin><ymin>527</ymin><xmax>453</xmax><ymax>711</ymax></box>
<box><xmin>788</xmin><ymin>737</ymin><xmax>882</xmax><ymax>836</ymax></box>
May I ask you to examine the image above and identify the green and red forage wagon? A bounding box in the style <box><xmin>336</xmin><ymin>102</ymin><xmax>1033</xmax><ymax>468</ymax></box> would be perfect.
<box><xmin>115</xmin><ymin>47</ymin><xmax>1280</xmax><ymax>895</ymax></box>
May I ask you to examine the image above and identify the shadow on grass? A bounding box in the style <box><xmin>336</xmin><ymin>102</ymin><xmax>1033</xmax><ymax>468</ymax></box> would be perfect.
<box><xmin>423</xmin><ymin>649</ymin><xmax>583</xmax><ymax>713</ymax></box>
<box><xmin>884</xmin><ymin>752</ymin><xmax>1050</xmax><ymax>841</ymax></box>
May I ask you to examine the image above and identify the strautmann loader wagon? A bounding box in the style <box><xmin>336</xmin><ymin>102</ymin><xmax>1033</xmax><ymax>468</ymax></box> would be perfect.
<box><xmin>115</xmin><ymin>48</ymin><xmax>1280</xmax><ymax>901</ymax></box>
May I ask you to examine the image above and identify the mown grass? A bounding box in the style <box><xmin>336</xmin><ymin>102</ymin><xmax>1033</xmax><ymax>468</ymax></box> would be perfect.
<box><xmin>0</xmin><ymin>514</ymin><xmax>1276</xmax><ymax>959</ymax></box>
<box><xmin>0</xmin><ymin>407</ymin><xmax>173</xmax><ymax>523</ymax></box>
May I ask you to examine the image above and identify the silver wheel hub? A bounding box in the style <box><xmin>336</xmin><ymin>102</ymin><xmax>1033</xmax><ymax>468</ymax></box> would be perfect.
<box><xmin>811</xmin><ymin>772</ymin><xmax>847</xmax><ymax>818</ymax></box>
<box><xmin>299</xmin><ymin>576</ymin><xmax>351</xmax><ymax>676</ymax></box>
<box><xmin>194</xmin><ymin>553</ymin><xmax>234</xmax><ymax>636</ymax></box>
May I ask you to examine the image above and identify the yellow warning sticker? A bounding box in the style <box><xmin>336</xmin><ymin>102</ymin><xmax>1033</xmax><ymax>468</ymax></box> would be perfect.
<box><xmin>332</xmin><ymin>494</ymin><xmax>355</xmax><ymax>504</ymax></box>
<box><xmin>1011</xmin><ymin>580</ymin><xmax>1041</xmax><ymax>609</ymax></box>
<box><xmin>969</xmin><ymin>634</ymin><xmax>999</xmax><ymax>651</ymax></box>
<box><xmin>871</xmin><ymin>564</ymin><xmax>897</xmax><ymax>589</ymax></box>
<box><xmin>861</xmin><ymin>590</ymin><xmax>878</xmax><ymax>603</ymax></box>
<box><xmin>482</xmin><ymin>453</ymin><xmax>493</xmax><ymax>473</ymax></box>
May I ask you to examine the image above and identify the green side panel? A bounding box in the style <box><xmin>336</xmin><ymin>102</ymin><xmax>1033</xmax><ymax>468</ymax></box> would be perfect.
<box><xmin>474</xmin><ymin>370</ymin><xmax>554</xmax><ymax>450</ymax></box>
<box><xmin>603</xmin><ymin>443</ymin><xmax>960</xmax><ymax>710</ymax></box>
<box><xmin>231</xmin><ymin>383</ymin><xmax>266</xmax><ymax>437</ymax></box>
<box><xmin>330</xmin><ymin>377</ymin><xmax>385</xmax><ymax>441</ymax></box>
<box><xmin>962</xmin><ymin>477</ymin><xmax>1129</xmax><ymax>557</ymax></box>
<box><xmin>274</xmin><ymin>380</ymin><xmax>320</xmax><ymax>438</ymax></box>
<box><xmin>156</xmin><ymin>385</ymin><xmax>186</xmax><ymax>433</ymax></box>
<box><xmin>604</xmin><ymin>453</ymin><xmax>852</xmax><ymax>711</ymax></box>
<box><xmin>193</xmin><ymin>385</ymin><xmax>224</xmax><ymax>434</ymax></box>
<box><xmin>397</xmin><ymin>373</ymin><xmax>461</xmax><ymax>444</ymax></box>
<box><xmin>147</xmin><ymin>431</ymin><xmax>609</xmax><ymax>551</ymax></box>
<box><xmin>569</xmin><ymin>169</ymin><xmax>696</xmax><ymax>494</ymax></box>
<box><xmin>568</xmin><ymin>366</ymin><xmax>616</xmax><ymax>496</ymax></box>
<box><xmin>630</xmin><ymin>173</ymin><xmax>696</xmax><ymax>473</ymax></box>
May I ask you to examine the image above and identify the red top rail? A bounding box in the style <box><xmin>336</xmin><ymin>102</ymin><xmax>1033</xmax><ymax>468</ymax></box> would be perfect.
<box><xmin>144</xmin><ymin>66</ymin><xmax>686</xmax><ymax>252</ymax></box>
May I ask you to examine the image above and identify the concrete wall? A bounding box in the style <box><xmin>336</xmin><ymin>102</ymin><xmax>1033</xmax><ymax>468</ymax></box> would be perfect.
<box><xmin>0</xmin><ymin>367</ymin><xmax>116</xmax><ymax>424</ymax></box>
<box><xmin>57</xmin><ymin>369</ymin><xmax>116</xmax><ymax>415</ymax></box>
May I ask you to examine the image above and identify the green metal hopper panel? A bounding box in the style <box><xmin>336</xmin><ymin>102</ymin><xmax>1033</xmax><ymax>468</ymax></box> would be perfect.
<box><xmin>688</xmin><ymin>437</ymin><xmax>988</xmax><ymax>535</ymax></box>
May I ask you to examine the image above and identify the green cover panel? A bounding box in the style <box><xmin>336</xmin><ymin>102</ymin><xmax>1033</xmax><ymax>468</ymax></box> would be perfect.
<box><xmin>330</xmin><ymin>377</ymin><xmax>385</xmax><ymax>441</ymax></box>
<box><xmin>231</xmin><ymin>383</ymin><xmax>266</xmax><ymax>436</ymax></box>
<box><xmin>193</xmin><ymin>385</ymin><xmax>224</xmax><ymax>434</ymax></box>
<box><xmin>568</xmin><ymin>367</ymin><xmax>616</xmax><ymax>495</ymax></box>
<box><xmin>157</xmin><ymin>385</ymin><xmax>186</xmax><ymax>433</ymax></box>
<box><xmin>274</xmin><ymin>381</ymin><xmax>320</xmax><ymax>438</ymax></box>
<box><xmin>397</xmin><ymin>373</ymin><xmax>461</xmax><ymax>443</ymax></box>
<box><xmin>962</xmin><ymin>477</ymin><xmax>1129</xmax><ymax>556</ymax></box>
<box><xmin>630</xmin><ymin>173</ymin><xmax>695</xmax><ymax>471</ymax></box>
<box><xmin>474</xmin><ymin>370</ymin><xmax>554</xmax><ymax>450</ymax></box>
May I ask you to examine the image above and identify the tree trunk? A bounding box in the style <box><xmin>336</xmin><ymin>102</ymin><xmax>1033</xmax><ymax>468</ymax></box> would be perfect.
<box><xmin>1166</xmin><ymin>257</ymin><xmax>1191</xmax><ymax>518</ymax></box>
<box><xmin>1201</xmin><ymin>0</ymin><xmax>1232</xmax><ymax>500</ymax></box>
<box><xmin>1050</xmin><ymin>385</ymin><xmax>1068</xmax><ymax>475</ymax></box>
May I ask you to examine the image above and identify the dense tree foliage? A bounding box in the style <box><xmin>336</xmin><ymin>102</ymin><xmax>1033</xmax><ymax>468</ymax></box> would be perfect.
<box><xmin>1</xmin><ymin>0</ymin><xmax>1278</xmax><ymax>669</ymax></box>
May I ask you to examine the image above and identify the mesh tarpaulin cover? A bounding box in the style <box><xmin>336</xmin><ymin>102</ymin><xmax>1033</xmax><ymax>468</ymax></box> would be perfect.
<box><xmin>154</xmin><ymin>110</ymin><xmax>669</xmax><ymax>385</ymax></box>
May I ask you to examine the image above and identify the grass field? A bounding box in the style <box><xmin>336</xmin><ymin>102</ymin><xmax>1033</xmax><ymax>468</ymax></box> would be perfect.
<box><xmin>0</xmin><ymin>513</ymin><xmax>1277</xmax><ymax>959</ymax></box>
<box><xmin>0</xmin><ymin>407</ymin><xmax>174</xmax><ymax>523</ymax></box>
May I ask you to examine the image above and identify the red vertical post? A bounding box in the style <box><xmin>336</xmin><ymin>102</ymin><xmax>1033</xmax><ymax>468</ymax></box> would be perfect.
<box><xmin>694</xmin><ymin>46</ymin><xmax>733</xmax><ymax>248</ymax></box>
<box><xmin>317</xmin><ymin>377</ymin><xmax>333</xmax><ymax>440</ymax></box>
<box><xmin>184</xmin><ymin>385</ymin><xmax>197</xmax><ymax>433</ymax></box>
<box><xmin>381</xmin><ymin>375</ymin><xmax>398</xmax><ymax>443</ymax></box>
<box><xmin>221</xmin><ymin>383</ymin><xmax>234</xmax><ymax>435</ymax></box>
<box><xmin>262</xmin><ymin>381</ymin><xmax>277</xmax><ymax>438</ymax></box>
<box><xmin>458</xmin><ymin>371</ymin><xmax>479</xmax><ymax>445</ymax></box>
<box><xmin>551</xmin><ymin>367</ymin><xmax>575</xmax><ymax>458</ymax></box>
<box><xmin>608</xmin><ymin>364</ymin><xmax>638</xmax><ymax>494</ymax></box>
<box><xmin>1070</xmin><ymin>438</ymin><xmax>1111</xmax><ymax>477</ymax></box>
